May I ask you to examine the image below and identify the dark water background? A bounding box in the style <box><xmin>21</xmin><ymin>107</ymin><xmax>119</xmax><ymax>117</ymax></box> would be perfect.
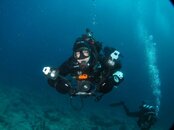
<box><xmin>0</xmin><ymin>0</ymin><xmax>174</xmax><ymax>129</ymax></box>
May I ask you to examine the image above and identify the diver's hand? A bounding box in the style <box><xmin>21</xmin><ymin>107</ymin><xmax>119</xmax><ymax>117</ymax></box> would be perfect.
<box><xmin>42</xmin><ymin>66</ymin><xmax>58</xmax><ymax>80</ymax></box>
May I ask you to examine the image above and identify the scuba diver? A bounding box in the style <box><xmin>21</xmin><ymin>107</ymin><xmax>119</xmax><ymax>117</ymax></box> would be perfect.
<box><xmin>42</xmin><ymin>28</ymin><xmax>124</xmax><ymax>101</ymax></box>
<box><xmin>110</xmin><ymin>101</ymin><xmax>158</xmax><ymax>130</ymax></box>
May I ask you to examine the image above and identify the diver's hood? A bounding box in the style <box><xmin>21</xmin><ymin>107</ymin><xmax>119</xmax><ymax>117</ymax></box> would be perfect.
<box><xmin>73</xmin><ymin>39</ymin><xmax>91</xmax><ymax>52</ymax></box>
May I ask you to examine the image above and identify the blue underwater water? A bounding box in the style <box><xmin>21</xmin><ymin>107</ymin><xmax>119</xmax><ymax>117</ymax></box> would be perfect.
<box><xmin>0</xmin><ymin>0</ymin><xmax>174</xmax><ymax>129</ymax></box>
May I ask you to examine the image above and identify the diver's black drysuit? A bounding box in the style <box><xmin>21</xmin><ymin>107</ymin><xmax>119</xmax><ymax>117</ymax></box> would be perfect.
<box><xmin>47</xmin><ymin>46</ymin><xmax>123</xmax><ymax>96</ymax></box>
